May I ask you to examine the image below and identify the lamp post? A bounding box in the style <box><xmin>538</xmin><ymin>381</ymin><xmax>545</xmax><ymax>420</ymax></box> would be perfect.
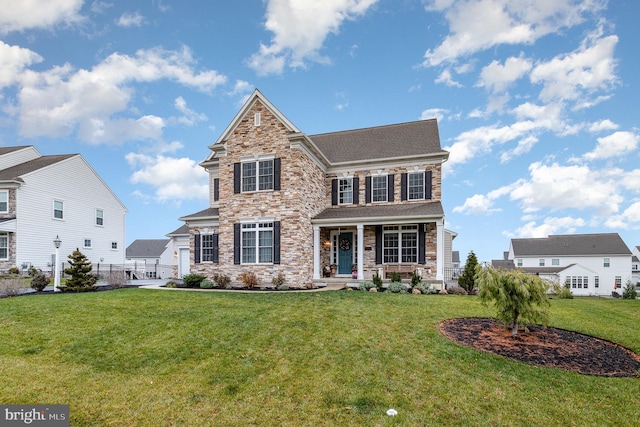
<box><xmin>53</xmin><ymin>235</ymin><xmax>61</xmax><ymax>292</ymax></box>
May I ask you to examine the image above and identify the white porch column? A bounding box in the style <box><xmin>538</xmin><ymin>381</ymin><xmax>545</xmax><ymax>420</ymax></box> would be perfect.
<box><xmin>436</xmin><ymin>219</ymin><xmax>444</xmax><ymax>282</ymax></box>
<box><xmin>357</xmin><ymin>224</ymin><xmax>364</xmax><ymax>280</ymax></box>
<box><xmin>313</xmin><ymin>225</ymin><xmax>321</xmax><ymax>280</ymax></box>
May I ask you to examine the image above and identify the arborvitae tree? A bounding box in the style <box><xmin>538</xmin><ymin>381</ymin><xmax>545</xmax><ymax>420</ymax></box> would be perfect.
<box><xmin>476</xmin><ymin>266</ymin><xmax>550</xmax><ymax>336</ymax></box>
<box><xmin>59</xmin><ymin>248</ymin><xmax>97</xmax><ymax>292</ymax></box>
<box><xmin>458</xmin><ymin>250</ymin><xmax>478</xmax><ymax>293</ymax></box>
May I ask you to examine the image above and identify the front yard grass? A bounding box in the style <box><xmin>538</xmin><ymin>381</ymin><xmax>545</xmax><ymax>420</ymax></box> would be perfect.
<box><xmin>0</xmin><ymin>290</ymin><xmax>638</xmax><ymax>426</ymax></box>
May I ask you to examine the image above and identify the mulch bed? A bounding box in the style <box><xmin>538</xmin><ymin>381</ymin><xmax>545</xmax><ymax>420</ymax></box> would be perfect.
<box><xmin>440</xmin><ymin>318</ymin><xmax>640</xmax><ymax>377</ymax></box>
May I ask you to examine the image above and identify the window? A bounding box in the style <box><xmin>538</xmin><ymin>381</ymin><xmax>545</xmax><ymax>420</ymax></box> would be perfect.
<box><xmin>615</xmin><ymin>276</ymin><xmax>622</xmax><ymax>288</ymax></box>
<box><xmin>96</xmin><ymin>209</ymin><xmax>104</xmax><ymax>226</ymax></box>
<box><xmin>339</xmin><ymin>178</ymin><xmax>353</xmax><ymax>204</ymax></box>
<box><xmin>53</xmin><ymin>200</ymin><xmax>63</xmax><ymax>219</ymax></box>
<box><xmin>84</xmin><ymin>239</ymin><xmax>92</xmax><ymax>248</ymax></box>
<box><xmin>595</xmin><ymin>276</ymin><xmax>599</xmax><ymax>288</ymax></box>
<box><xmin>111</xmin><ymin>242</ymin><xmax>118</xmax><ymax>250</ymax></box>
<box><xmin>539</xmin><ymin>259</ymin><xmax>545</xmax><ymax>266</ymax></box>
<box><xmin>0</xmin><ymin>191</ymin><xmax>7</xmax><ymax>213</ymax></box>
<box><xmin>568</xmin><ymin>276</ymin><xmax>590</xmax><ymax>289</ymax></box>
<box><xmin>408</xmin><ymin>172</ymin><xmax>425</xmax><ymax>200</ymax></box>
<box><xmin>517</xmin><ymin>259</ymin><xmax>523</xmax><ymax>267</ymax></box>
<box><xmin>372</xmin><ymin>175</ymin><xmax>387</xmax><ymax>202</ymax></box>
<box><xmin>604</xmin><ymin>258</ymin><xmax>610</xmax><ymax>267</ymax></box>
<box><xmin>201</xmin><ymin>234</ymin><xmax>215</xmax><ymax>262</ymax></box>
<box><xmin>583</xmin><ymin>276</ymin><xmax>588</xmax><ymax>289</ymax></box>
<box><xmin>242</xmin><ymin>159</ymin><xmax>274</xmax><ymax>192</ymax></box>
<box><xmin>552</xmin><ymin>258</ymin><xmax>559</xmax><ymax>266</ymax></box>
<box><xmin>0</xmin><ymin>233</ymin><xmax>7</xmax><ymax>259</ymax></box>
<box><xmin>383</xmin><ymin>225</ymin><xmax>418</xmax><ymax>264</ymax></box>
<box><xmin>242</xmin><ymin>222</ymin><xmax>273</xmax><ymax>264</ymax></box>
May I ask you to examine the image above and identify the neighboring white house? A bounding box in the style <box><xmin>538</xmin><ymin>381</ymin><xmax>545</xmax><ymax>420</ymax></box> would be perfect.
<box><xmin>508</xmin><ymin>233</ymin><xmax>632</xmax><ymax>296</ymax></box>
<box><xmin>125</xmin><ymin>239</ymin><xmax>173</xmax><ymax>279</ymax></box>
<box><xmin>166</xmin><ymin>224</ymin><xmax>190</xmax><ymax>278</ymax></box>
<box><xmin>0</xmin><ymin>146</ymin><xmax>127</xmax><ymax>274</ymax></box>
<box><xmin>632</xmin><ymin>245</ymin><xmax>639</xmax><ymax>286</ymax></box>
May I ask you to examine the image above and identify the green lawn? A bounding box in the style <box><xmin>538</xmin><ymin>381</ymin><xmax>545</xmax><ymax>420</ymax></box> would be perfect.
<box><xmin>0</xmin><ymin>289</ymin><xmax>638</xmax><ymax>426</ymax></box>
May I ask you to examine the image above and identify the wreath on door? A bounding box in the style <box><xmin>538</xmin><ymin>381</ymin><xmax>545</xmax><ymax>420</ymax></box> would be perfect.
<box><xmin>339</xmin><ymin>239</ymin><xmax>351</xmax><ymax>251</ymax></box>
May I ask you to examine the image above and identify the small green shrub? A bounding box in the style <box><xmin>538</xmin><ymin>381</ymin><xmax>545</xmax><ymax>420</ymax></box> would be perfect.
<box><xmin>30</xmin><ymin>273</ymin><xmax>51</xmax><ymax>292</ymax></box>
<box><xmin>272</xmin><ymin>273</ymin><xmax>285</xmax><ymax>287</ymax></box>
<box><xmin>165</xmin><ymin>281</ymin><xmax>178</xmax><ymax>288</ymax></box>
<box><xmin>622</xmin><ymin>280</ymin><xmax>637</xmax><ymax>299</ymax></box>
<box><xmin>411</xmin><ymin>270</ymin><xmax>422</xmax><ymax>287</ymax></box>
<box><xmin>8</xmin><ymin>267</ymin><xmax>20</xmax><ymax>275</ymax></box>
<box><xmin>358</xmin><ymin>281</ymin><xmax>375</xmax><ymax>291</ymax></box>
<box><xmin>413</xmin><ymin>282</ymin><xmax>432</xmax><ymax>294</ymax></box>
<box><xmin>447</xmin><ymin>286</ymin><xmax>468</xmax><ymax>295</ymax></box>
<box><xmin>212</xmin><ymin>274</ymin><xmax>231</xmax><ymax>288</ymax></box>
<box><xmin>372</xmin><ymin>273</ymin><xmax>383</xmax><ymax>290</ymax></box>
<box><xmin>239</xmin><ymin>272</ymin><xmax>259</xmax><ymax>289</ymax></box>
<box><xmin>390</xmin><ymin>272</ymin><xmax>402</xmax><ymax>283</ymax></box>
<box><xmin>200</xmin><ymin>280</ymin><xmax>214</xmax><ymax>289</ymax></box>
<box><xmin>182</xmin><ymin>274</ymin><xmax>206</xmax><ymax>288</ymax></box>
<box><xmin>552</xmin><ymin>283</ymin><xmax>573</xmax><ymax>299</ymax></box>
<box><xmin>27</xmin><ymin>266</ymin><xmax>39</xmax><ymax>277</ymax></box>
<box><xmin>277</xmin><ymin>284</ymin><xmax>289</xmax><ymax>291</ymax></box>
<box><xmin>387</xmin><ymin>281</ymin><xmax>406</xmax><ymax>293</ymax></box>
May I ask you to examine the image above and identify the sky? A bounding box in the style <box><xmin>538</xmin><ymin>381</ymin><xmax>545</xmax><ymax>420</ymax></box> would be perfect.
<box><xmin>1</xmin><ymin>0</ymin><xmax>639</xmax><ymax>263</ymax></box>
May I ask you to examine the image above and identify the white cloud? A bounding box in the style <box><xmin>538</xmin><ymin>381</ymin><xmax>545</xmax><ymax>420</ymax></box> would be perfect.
<box><xmin>583</xmin><ymin>131</ymin><xmax>639</xmax><ymax>161</ymax></box>
<box><xmin>14</xmin><ymin>46</ymin><xmax>225</xmax><ymax>142</ymax></box>
<box><xmin>453</xmin><ymin>194</ymin><xmax>499</xmax><ymax>215</ymax></box>
<box><xmin>0</xmin><ymin>41</ymin><xmax>43</xmax><ymax>88</ymax></box>
<box><xmin>422</xmin><ymin>0</ymin><xmax>605</xmax><ymax>67</ymax></box>
<box><xmin>0</xmin><ymin>0</ymin><xmax>84</xmax><ymax>34</ymax></box>
<box><xmin>126</xmin><ymin>152</ymin><xmax>209</xmax><ymax>204</ymax></box>
<box><xmin>605</xmin><ymin>201</ymin><xmax>640</xmax><ymax>230</ymax></box>
<box><xmin>500</xmin><ymin>135</ymin><xmax>538</xmax><ymax>163</ymax></box>
<box><xmin>172</xmin><ymin>96</ymin><xmax>207</xmax><ymax>126</ymax></box>
<box><xmin>588</xmin><ymin>119</ymin><xmax>618</xmax><ymax>133</ymax></box>
<box><xmin>90</xmin><ymin>1</ymin><xmax>113</xmax><ymax>14</ymax></box>
<box><xmin>510</xmin><ymin>216</ymin><xmax>586</xmax><ymax>238</ymax></box>
<box><xmin>247</xmin><ymin>0</ymin><xmax>378</xmax><ymax>75</ymax></box>
<box><xmin>116</xmin><ymin>12</ymin><xmax>145</xmax><ymax>28</ymax></box>
<box><xmin>420</xmin><ymin>108</ymin><xmax>448</xmax><ymax>122</ymax></box>
<box><xmin>435</xmin><ymin>68</ymin><xmax>462</xmax><ymax>87</ymax></box>
<box><xmin>477</xmin><ymin>55</ymin><xmax>532</xmax><ymax>94</ymax></box>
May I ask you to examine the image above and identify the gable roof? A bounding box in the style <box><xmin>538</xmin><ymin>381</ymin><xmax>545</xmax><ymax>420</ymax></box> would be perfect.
<box><xmin>0</xmin><ymin>154</ymin><xmax>77</xmax><ymax>182</ymax></box>
<box><xmin>179</xmin><ymin>207</ymin><xmax>219</xmax><ymax>221</ymax></box>
<box><xmin>511</xmin><ymin>233</ymin><xmax>631</xmax><ymax>257</ymax></box>
<box><xmin>309</xmin><ymin>119</ymin><xmax>447</xmax><ymax>164</ymax></box>
<box><xmin>0</xmin><ymin>146</ymin><xmax>31</xmax><ymax>156</ymax></box>
<box><xmin>166</xmin><ymin>224</ymin><xmax>189</xmax><ymax>237</ymax></box>
<box><xmin>126</xmin><ymin>239</ymin><xmax>170</xmax><ymax>258</ymax></box>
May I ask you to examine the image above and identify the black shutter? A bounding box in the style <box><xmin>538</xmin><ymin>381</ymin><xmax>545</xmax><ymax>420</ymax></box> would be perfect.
<box><xmin>213</xmin><ymin>178</ymin><xmax>219</xmax><ymax>201</ymax></box>
<box><xmin>425</xmin><ymin>170</ymin><xmax>432</xmax><ymax>199</ymax></box>
<box><xmin>400</xmin><ymin>173</ymin><xmax>407</xmax><ymax>201</ymax></box>
<box><xmin>212</xmin><ymin>234</ymin><xmax>219</xmax><ymax>263</ymax></box>
<box><xmin>418</xmin><ymin>223</ymin><xmax>426</xmax><ymax>264</ymax></box>
<box><xmin>365</xmin><ymin>176</ymin><xmax>371</xmax><ymax>203</ymax></box>
<box><xmin>194</xmin><ymin>234</ymin><xmax>201</xmax><ymax>264</ymax></box>
<box><xmin>352</xmin><ymin>177</ymin><xmax>359</xmax><ymax>205</ymax></box>
<box><xmin>331</xmin><ymin>179</ymin><xmax>338</xmax><ymax>205</ymax></box>
<box><xmin>273</xmin><ymin>221</ymin><xmax>281</xmax><ymax>264</ymax></box>
<box><xmin>388</xmin><ymin>174</ymin><xmax>395</xmax><ymax>202</ymax></box>
<box><xmin>375</xmin><ymin>225</ymin><xmax>383</xmax><ymax>265</ymax></box>
<box><xmin>233</xmin><ymin>163</ymin><xmax>241</xmax><ymax>194</ymax></box>
<box><xmin>273</xmin><ymin>158</ymin><xmax>281</xmax><ymax>190</ymax></box>
<box><xmin>233</xmin><ymin>223</ymin><xmax>241</xmax><ymax>265</ymax></box>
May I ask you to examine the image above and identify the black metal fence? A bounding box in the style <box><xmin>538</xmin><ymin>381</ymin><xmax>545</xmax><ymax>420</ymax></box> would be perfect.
<box><xmin>25</xmin><ymin>263</ymin><xmax>174</xmax><ymax>280</ymax></box>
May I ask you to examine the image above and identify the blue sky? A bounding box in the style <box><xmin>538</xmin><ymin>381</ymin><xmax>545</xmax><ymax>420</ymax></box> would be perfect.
<box><xmin>1</xmin><ymin>0</ymin><xmax>638</xmax><ymax>263</ymax></box>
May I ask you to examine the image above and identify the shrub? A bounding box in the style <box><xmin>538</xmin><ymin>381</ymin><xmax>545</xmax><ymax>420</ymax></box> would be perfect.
<box><xmin>387</xmin><ymin>281</ymin><xmax>406</xmax><ymax>293</ymax></box>
<box><xmin>0</xmin><ymin>278</ymin><xmax>22</xmax><ymax>297</ymax></box>
<box><xmin>213</xmin><ymin>274</ymin><xmax>231</xmax><ymax>288</ymax></box>
<box><xmin>8</xmin><ymin>267</ymin><xmax>20</xmax><ymax>275</ymax></box>
<box><xmin>458</xmin><ymin>250</ymin><xmax>478</xmax><ymax>293</ymax></box>
<box><xmin>552</xmin><ymin>283</ymin><xmax>573</xmax><ymax>299</ymax></box>
<box><xmin>447</xmin><ymin>286</ymin><xmax>468</xmax><ymax>295</ymax></box>
<box><xmin>104</xmin><ymin>272</ymin><xmax>126</xmax><ymax>289</ymax></box>
<box><xmin>200</xmin><ymin>280</ymin><xmax>214</xmax><ymax>289</ymax></box>
<box><xmin>372</xmin><ymin>273</ymin><xmax>383</xmax><ymax>290</ymax></box>
<box><xmin>60</xmin><ymin>249</ymin><xmax>97</xmax><ymax>292</ymax></box>
<box><xmin>239</xmin><ymin>272</ymin><xmax>259</xmax><ymax>289</ymax></box>
<box><xmin>165</xmin><ymin>281</ymin><xmax>178</xmax><ymax>288</ymax></box>
<box><xmin>182</xmin><ymin>273</ymin><xmax>207</xmax><ymax>288</ymax></box>
<box><xmin>358</xmin><ymin>281</ymin><xmax>375</xmax><ymax>291</ymax></box>
<box><xmin>277</xmin><ymin>284</ymin><xmax>289</xmax><ymax>291</ymax></box>
<box><xmin>30</xmin><ymin>273</ymin><xmax>51</xmax><ymax>292</ymax></box>
<box><xmin>390</xmin><ymin>272</ymin><xmax>402</xmax><ymax>283</ymax></box>
<box><xmin>413</xmin><ymin>282</ymin><xmax>433</xmax><ymax>294</ymax></box>
<box><xmin>411</xmin><ymin>270</ymin><xmax>422</xmax><ymax>288</ymax></box>
<box><xmin>27</xmin><ymin>265</ymin><xmax>39</xmax><ymax>277</ymax></box>
<box><xmin>271</xmin><ymin>273</ymin><xmax>285</xmax><ymax>288</ymax></box>
<box><xmin>622</xmin><ymin>279</ymin><xmax>637</xmax><ymax>300</ymax></box>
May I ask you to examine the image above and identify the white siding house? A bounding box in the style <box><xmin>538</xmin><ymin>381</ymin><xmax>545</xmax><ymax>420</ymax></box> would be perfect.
<box><xmin>125</xmin><ymin>239</ymin><xmax>173</xmax><ymax>279</ymax></box>
<box><xmin>508</xmin><ymin>233</ymin><xmax>632</xmax><ymax>296</ymax></box>
<box><xmin>166</xmin><ymin>224</ymin><xmax>190</xmax><ymax>278</ymax></box>
<box><xmin>632</xmin><ymin>246</ymin><xmax>639</xmax><ymax>286</ymax></box>
<box><xmin>0</xmin><ymin>146</ymin><xmax>127</xmax><ymax>273</ymax></box>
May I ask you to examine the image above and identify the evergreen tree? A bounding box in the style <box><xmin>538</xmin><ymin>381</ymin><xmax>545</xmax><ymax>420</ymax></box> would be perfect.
<box><xmin>59</xmin><ymin>248</ymin><xmax>97</xmax><ymax>292</ymax></box>
<box><xmin>458</xmin><ymin>250</ymin><xmax>478</xmax><ymax>293</ymax></box>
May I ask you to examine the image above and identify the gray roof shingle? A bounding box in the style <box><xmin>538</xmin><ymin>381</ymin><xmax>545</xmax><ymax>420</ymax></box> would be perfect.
<box><xmin>309</xmin><ymin>119</ymin><xmax>446</xmax><ymax>164</ymax></box>
<box><xmin>179</xmin><ymin>207</ymin><xmax>219</xmax><ymax>221</ymax></box>
<box><xmin>511</xmin><ymin>233</ymin><xmax>631</xmax><ymax>256</ymax></box>
<box><xmin>313</xmin><ymin>201</ymin><xmax>443</xmax><ymax>222</ymax></box>
<box><xmin>166</xmin><ymin>224</ymin><xmax>189</xmax><ymax>236</ymax></box>
<box><xmin>126</xmin><ymin>239</ymin><xmax>170</xmax><ymax>258</ymax></box>
<box><xmin>0</xmin><ymin>154</ymin><xmax>76</xmax><ymax>181</ymax></box>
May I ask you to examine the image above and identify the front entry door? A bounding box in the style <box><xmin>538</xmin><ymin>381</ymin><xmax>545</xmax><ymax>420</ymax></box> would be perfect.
<box><xmin>337</xmin><ymin>232</ymin><xmax>353</xmax><ymax>275</ymax></box>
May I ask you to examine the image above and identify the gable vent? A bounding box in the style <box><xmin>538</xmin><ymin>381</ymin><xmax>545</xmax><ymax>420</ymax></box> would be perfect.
<box><xmin>254</xmin><ymin>112</ymin><xmax>261</xmax><ymax>126</ymax></box>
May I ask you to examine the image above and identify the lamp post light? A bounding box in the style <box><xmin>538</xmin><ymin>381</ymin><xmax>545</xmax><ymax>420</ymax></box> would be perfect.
<box><xmin>53</xmin><ymin>235</ymin><xmax>61</xmax><ymax>292</ymax></box>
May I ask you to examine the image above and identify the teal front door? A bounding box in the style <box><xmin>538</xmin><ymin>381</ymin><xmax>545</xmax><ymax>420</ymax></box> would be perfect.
<box><xmin>337</xmin><ymin>232</ymin><xmax>353</xmax><ymax>275</ymax></box>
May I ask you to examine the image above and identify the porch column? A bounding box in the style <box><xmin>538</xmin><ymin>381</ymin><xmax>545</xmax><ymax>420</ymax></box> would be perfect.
<box><xmin>357</xmin><ymin>224</ymin><xmax>364</xmax><ymax>280</ymax></box>
<box><xmin>313</xmin><ymin>225</ymin><xmax>321</xmax><ymax>280</ymax></box>
<box><xmin>436</xmin><ymin>219</ymin><xmax>444</xmax><ymax>282</ymax></box>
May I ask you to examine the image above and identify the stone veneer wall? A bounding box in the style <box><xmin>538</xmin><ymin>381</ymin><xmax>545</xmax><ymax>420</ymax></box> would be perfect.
<box><xmin>192</xmin><ymin>100</ymin><xmax>326</xmax><ymax>286</ymax></box>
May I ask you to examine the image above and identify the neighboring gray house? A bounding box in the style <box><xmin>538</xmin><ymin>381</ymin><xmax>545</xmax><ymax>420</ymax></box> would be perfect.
<box><xmin>507</xmin><ymin>233</ymin><xmax>632</xmax><ymax>296</ymax></box>
<box><xmin>0</xmin><ymin>145</ymin><xmax>127</xmax><ymax>274</ymax></box>
<box><xmin>126</xmin><ymin>239</ymin><xmax>172</xmax><ymax>279</ymax></box>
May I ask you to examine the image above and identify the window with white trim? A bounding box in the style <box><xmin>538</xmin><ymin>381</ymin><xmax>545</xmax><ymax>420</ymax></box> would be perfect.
<box><xmin>111</xmin><ymin>242</ymin><xmax>118</xmax><ymax>250</ymax></box>
<box><xmin>603</xmin><ymin>258</ymin><xmax>610</xmax><ymax>267</ymax></box>
<box><xmin>615</xmin><ymin>276</ymin><xmax>622</xmax><ymax>288</ymax></box>
<box><xmin>371</xmin><ymin>175</ymin><xmax>387</xmax><ymax>202</ymax></box>
<box><xmin>96</xmin><ymin>209</ymin><xmax>104</xmax><ymax>226</ymax></box>
<box><xmin>242</xmin><ymin>222</ymin><xmax>273</xmax><ymax>264</ymax></box>
<box><xmin>53</xmin><ymin>200</ymin><xmax>64</xmax><ymax>219</ymax></box>
<box><xmin>408</xmin><ymin>172</ymin><xmax>425</xmax><ymax>200</ymax></box>
<box><xmin>516</xmin><ymin>259</ymin><xmax>522</xmax><ymax>267</ymax></box>
<box><xmin>594</xmin><ymin>276</ymin><xmax>599</xmax><ymax>288</ymax></box>
<box><xmin>383</xmin><ymin>225</ymin><xmax>418</xmax><ymax>264</ymax></box>
<box><xmin>567</xmin><ymin>276</ymin><xmax>589</xmax><ymax>289</ymax></box>
<box><xmin>242</xmin><ymin>159</ymin><xmax>274</xmax><ymax>192</ymax></box>
<box><xmin>339</xmin><ymin>178</ymin><xmax>353</xmax><ymax>204</ymax></box>
<box><xmin>552</xmin><ymin>258</ymin><xmax>559</xmax><ymax>266</ymax></box>
<box><xmin>201</xmin><ymin>234</ymin><xmax>215</xmax><ymax>262</ymax></box>
<box><xmin>539</xmin><ymin>259</ymin><xmax>545</xmax><ymax>266</ymax></box>
<box><xmin>0</xmin><ymin>233</ymin><xmax>7</xmax><ymax>259</ymax></box>
<box><xmin>84</xmin><ymin>239</ymin><xmax>92</xmax><ymax>248</ymax></box>
<box><xmin>0</xmin><ymin>191</ymin><xmax>7</xmax><ymax>213</ymax></box>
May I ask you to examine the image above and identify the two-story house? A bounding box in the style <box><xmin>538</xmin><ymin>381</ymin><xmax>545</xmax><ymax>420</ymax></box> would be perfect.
<box><xmin>178</xmin><ymin>90</ymin><xmax>449</xmax><ymax>287</ymax></box>
<box><xmin>125</xmin><ymin>239</ymin><xmax>173</xmax><ymax>279</ymax></box>
<box><xmin>508</xmin><ymin>233</ymin><xmax>632</xmax><ymax>296</ymax></box>
<box><xmin>0</xmin><ymin>146</ymin><xmax>127</xmax><ymax>274</ymax></box>
<box><xmin>632</xmin><ymin>245</ymin><xmax>639</xmax><ymax>286</ymax></box>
